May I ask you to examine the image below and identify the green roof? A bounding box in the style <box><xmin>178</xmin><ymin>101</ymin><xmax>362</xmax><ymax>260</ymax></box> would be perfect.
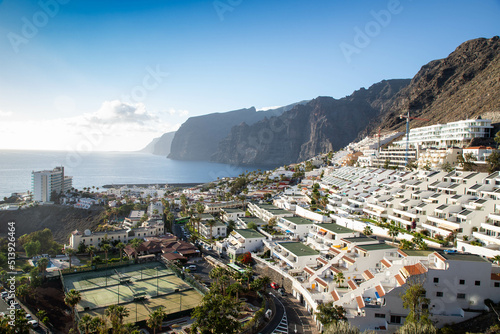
<box><xmin>283</xmin><ymin>216</ymin><xmax>314</xmax><ymax>225</ymax></box>
<box><xmin>400</xmin><ymin>249</ymin><xmax>433</xmax><ymax>257</ymax></box>
<box><xmin>439</xmin><ymin>252</ymin><xmax>489</xmax><ymax>263</ymax></box>
<box><xmin>235</xmin><ymin>229</ymin><xmax>265</xmax><ymax>239</ymax></box>
<box><xmin>342</xmin><ymin>235</ymin><xmax>377</xmax><ymax>243</ymax></box>
<box><xmin>257</xmin><ymin>204</ymin><xmax>293</xmax><ymax>215</ymax></box>
<box><xmin>240</xmin><ymin>217</ymin><xmax>266</xmax><ymax>226</ymax></box>
<box><xmin>279</xmin><ymin>242</ymin><xmax>319</xmax><ymax>257</ymax></box>
<box><xmin>356</xmin><ymin>243</ymin><xmax>396</xmax><ymax>252</ymax></box>
<box><xmin>318</xmin><ymin>223</ymin><xmax>354</xmax><ymax>234</ymax></box>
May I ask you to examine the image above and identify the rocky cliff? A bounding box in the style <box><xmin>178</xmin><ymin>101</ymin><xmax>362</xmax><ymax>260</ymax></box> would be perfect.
<box><xmin>140</xmin><ymin>131</ymin><xmax>176</xmax><ymax>156</ymax></box>
<box><xmin>361</xmin><ymin>36</ymin><xmax>500</xmax><ymax>137</ymax></box>
<box><xmin>211</xmin><ymin>79</ymin><xmax>411</xmax><ymax>166</ymax></box>
<box><xmin>167</xmin><ymin>102</ymin><xmax>308</xmax><ymax>161</ymax></box>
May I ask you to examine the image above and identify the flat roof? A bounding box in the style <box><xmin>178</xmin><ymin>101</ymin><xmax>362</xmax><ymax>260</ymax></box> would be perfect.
<box><xmin>240</xmin><ymin>217</ymin><xmax>266</xmax><ymax>225</ymax></box>
<box><xmin>235</xmin><ymin>229</ymin><xmax>265</xmax><ymax>239</ymax></box>
<box><xmin>439</xmin><ymin>252</ymin><xmax>490</xmax><ymax>263</ymax></box>
<box><xmin>222</xmin><ymin>208</ymin><xmax>245</xmax><ymax>213</ymax></box>
<box><xmin>342</xmin><ymin>235</ymin><xmax>377</xmax><ymax>243</ymax></box>
<box><xmin>356</xmin><ymin>243</ymin><xmax>396</xmax><ymax>252</ymax></box>
<box><xmin>283</xmin><ymin>216</ymin><xmax>315</xmax><ymax>225</ymax></box>
<box><xmin>279</xmin><ymin>242</ymin><xmax>319</xmax><ymax>257</ymax></box>
<box><xmin>399</xmin><ymin>249</ymin><xmax>433</xmax><ymax>257</ymax></box>
<box><xmin>317</xmin><ymin>223</ymin><xmax>354</xmax><ymax>234</ymax></box>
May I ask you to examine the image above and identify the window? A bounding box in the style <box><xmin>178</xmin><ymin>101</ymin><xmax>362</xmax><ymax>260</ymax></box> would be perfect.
<box><xmin>457</xmin><ymin>293</ymin><xmax>466</xmax><ymax>299</ymax></box>
<box><xmin>495</xmin><ymin>282</ymin><xmax>500</xmax><ymax>288</ymax></box>
<box><xmin>436</xmin><ymin>292</ymin><xmax>443</xmax><ymax>297</ymax></box>
<box><xmin>374</xmin><ymin>313</ymin><xmax>385</xmax><ymax>318</ymax></box>
<box><xmin>459</xmin><ymin>279</ymin><xmax>465</xmax><ymax>285</ymax></box>
<box><xmin>433</xmin><ymin>277</ymin><xmax>439</xmax><ymax>283</ymax></box>
<box><xmin>390</xmin><ymin>315</ymin><xmax>402</xmax><ymax>324</ymax></box>
<box><xmin>475</xmin><ymin>281</ymin><xmax>480</xmax><ymax>286</ymax></box>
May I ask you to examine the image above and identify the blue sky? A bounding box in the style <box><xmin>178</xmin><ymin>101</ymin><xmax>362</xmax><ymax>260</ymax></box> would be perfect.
<box><xmin>0</xmin><ymin>0</ymin><xmax>499</xmax><ymax>150</ymax></box>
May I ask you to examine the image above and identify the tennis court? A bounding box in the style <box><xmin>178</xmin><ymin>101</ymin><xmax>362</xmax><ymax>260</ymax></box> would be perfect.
<box><xmin>61</xmin><ymin>262</ymin><xmax>204</xmax><ymax>323</ymax></box>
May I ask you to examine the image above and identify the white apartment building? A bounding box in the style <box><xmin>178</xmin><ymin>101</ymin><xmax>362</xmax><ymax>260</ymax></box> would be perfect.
<box><xmin>220</xmin><ymin>208</ymin><xmax>245</xmax><ymax>223</ymax></box>
<box><xmin>68</xmin><ymin>222</ymin><xmax>164</xmax><ymax>249</ymax></box>
<box><xmin>277</xmin><ymin>216</ymin><xmax>315</xmax><ymax>239</ymax></box>
<box><xmin>416</xmin><ymin>147</ymin><xmax>462</xmax><ymax>169</ymax></box>
<box><xmin>216</xmin><ymin>229</ymin><xmax>267</xmax><ymax>259</ymax></box>
<box><xmin>31</xmin><ymin>166</ymin><xmax>73</xmax><ymax>202</ymax></box>
<box><xmin>394</xmin><ymin>118</ymin><xmax>493</xmax><ymax>149</ymax></box>
<box><xmin>247</xmin><ymin>202</ymin><xmax>294</xmax><ymax>222</ymax></box>
<box><xmin>463</xmin><ymin>146</ymin><xmax>496</xmax><ymax>164</ymax></box>
<box><xmin>199</xmin><ymin>219</ymin><xmax>227</xmax><ymax>239</ymax></box>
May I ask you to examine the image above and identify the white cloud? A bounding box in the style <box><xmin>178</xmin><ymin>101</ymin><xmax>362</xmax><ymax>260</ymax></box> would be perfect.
<box><xmin>0</xmin><ymin>100</ymin><xmax>179</xmax><ymax>151</ymax></box>
<box><xmin>167</xmin><ymin>108</ymin><xmax>189</xmax><ymax>117</ymax></box>
<box><xmin>0</xmin><ymin>110</ymin><xmax>13</xmax><ymax>117</ymax></box>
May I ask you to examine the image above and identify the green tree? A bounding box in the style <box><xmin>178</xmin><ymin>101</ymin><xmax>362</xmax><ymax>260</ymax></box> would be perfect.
<box><xmin>78</xmin><ymin>314</ymin><xmax>93</xmax><ymax>334</ymax></box>
<box><xmin>86</xmin><ymin>245</ymin><xmax>97</xmax><ymax>266</ymax></box>
<box><xmin>130</xmin><ymin>238</ymin><xmax>143</xmax><ymax>263</ymax></box>
<box><xmin>388</xmin><ymin>225</ymin><xmax>400</xmax><ymax>244</ymax></box>
<box><xmin>105</xmin><ymin>304</ymin><xmax>130</xmax><ymax>333</ymax></box>
<box><xmin>399</xmin><ymin>240</ymin><xmax>414</xmax><ymax>250</ymax></box>
<box><xmin>457</xmin><ymin>152</ymin><xmax>477</xmax><ymax>171</ymax></box>
<box><xmin>36</xmin><ymin>309</ymin><xmax>50</xmax><ymax>326</ymax></box>
<box><xmin>191</xmin><ymin>293</ymin><xmax>242</xmax><ymax>334</ymax></box>
<box><xmin>101</xmin><ymin>243</ymin><xmax>111</xmax><ymax>264</ymax></box>
<box><xmin>247</xmin><ymin>222</ymin><xmax>258</xmax><ymax>230</ymax></box>
<box><xmin>147</xmin><ymin>307</ymin><xmax>166</xmax><ymax>334</ymax></box>
<box><xmin>116</xmin><ymin>242</ymin><xmax>126</xmax><ymax>262</ymax></box>
<box><xmin>323</xmin><ymin>320</ymin><xmax>362</xmax><ymax>334</ymax></box>
<box><xmin>441</xmin><ymin>161</ymin><xmax>454</xmax><ymax>172</ymax></box>
<box><xmin>486</xmin><ymin>151</ymin><xmax>500</xmax><ymax>173</ymax></box>
<box><xmin>401</xmin><ymin>280</ymin><xmax>430</xmax><ymax>325</ymax></box>
<box><xmin>315</xmin><ymin>302</ymin><xmax>346</xmax><ymax>327</ymax></box>
<box><xmin>37</xmin><ymin>257</ymin><xmax>49</xmax><ymax>279</ymax></box>
<box><xmin>334</xmin><ymin>272</ymin><xmax>345</xmax><ymax>287</ymax></box>
<box><xmin>398</xmin><ymin>321</ymin><xmax>436</xmax><ymax>334</ymax></box>
<box><xmin>363</xmin><ymin>226</ymin><xmax>373</xmax><ymax>236</ymax></box>
<box><xmin>13</xmin><ymin>309</ymin><xmax>31</xmax><ymax>334</ymax></box>
<box><xmin>64</xmin><ymin>289</ymin><xmax>82</xmax><ymax>329</ymax></box>
<box><xmin>23</xmin><ymin>240</ymin><xmax>41</xmax><ymax>257</ymax></box>
<box><xmin>64</xmin><ymin>248</ymin><xmax>76</xmax><ymax>269</ymax></box>
<box><xmin>383</xmin><ymin>159</ymin><xmax>390</xmax><ymax>169</ymax></box>
<box><xmin>207</xmin><ymin>219</ymin><xmax>217</xmax><ymax>240</ymax></box>
<box><xmin>492</xmin><ymin>255</ymin><xmax>500</xmax><ymax>265</ymax></box>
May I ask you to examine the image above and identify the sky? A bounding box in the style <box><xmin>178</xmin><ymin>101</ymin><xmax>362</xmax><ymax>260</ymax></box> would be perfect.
<box><xmin>0</xmin><ymin>0</ymin><xmax>499</xmax><ymax>151</ymax></box>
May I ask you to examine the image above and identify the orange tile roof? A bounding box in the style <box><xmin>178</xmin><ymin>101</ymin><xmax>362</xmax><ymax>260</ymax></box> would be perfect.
<box><xmin>356</xmin><ymin>296</ymin><xmax>365</xmax><ymax>309</ymax></box>
<box><xmin>491</xmin><ymin>273</ymin><xmax>500</xmax><ymax>281</ymax></box>
<box><xmin>315</xmin><ymin>277</ymin><xmax>328</xmax><ymax>287</ymax></box>
<box><xmin>342</xmin><ymin>256</ymin><xmax>356</xmax><ymax>264</ymax></box>
<box><xmin>318</xmin><ymin>257</ymin><xmax>328</xmax><ymax>265</ymax></box>
<box><xmin>434</xmin><ymin>252</ymin><xmax>447</xmax><ymax>262</ymax></box>
<box><xmin>375</xmin><ymin>285</ymin><xmax>385</xmax><ymax>297</ymax></box>
<box><xmin>363</xmin><ymin>270</ymin><xmax>374</xmax><ymax>280</ymax></box>
<box><xmin>398</xmin><ymin>249</ymin><xmax>408</xmax><ymax>257</ymax></box>
<box><xmin>304</xmin><ymin>267</ymin><xmax>315</xmax><ymax>276</ymax></box>
<box><xmin>402</xmin><ymin>263</ymin><xmax>428</xmax><ymax>277</ymax></box>
<box><xmin>395</xmin><ymin>274</ymin><xmax>405</xmax><ymax>286</ymax></box>
<box><xmin>330</xmin><ymin>266</ymin><xmax>342</xmax><ymax>274</ymax></box>
<box><xmin>331</xmin><ymin>290</ymin><xmax>340</xmax><ymax>301</ymax></box>
<box><xmin>329</xmin><ymin>247</ymin><xmax>341</xmax><ymax>254</ymax></box>
<box><xmin>381</xmin><ymin>259</ymin><xmax>392</xmax><ymax>268</ymax></box>
<box><xmin>347</xmin><ymin>280</ymin><xmax>358</xmax><ymax>290</ymax></box>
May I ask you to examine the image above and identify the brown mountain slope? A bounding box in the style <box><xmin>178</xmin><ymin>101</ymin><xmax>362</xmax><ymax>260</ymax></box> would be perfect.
<box><xmin>363</xmin><ymin>36</ymin><xmax>500</xmax><ymax>136</ymax></box>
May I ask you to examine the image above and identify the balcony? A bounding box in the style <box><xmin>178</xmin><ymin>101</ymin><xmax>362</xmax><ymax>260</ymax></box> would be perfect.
<box><xmin>422</xmin><ymin>222</ymin><xmax>455</xmax><ymax>236</ymax></box>
<box><xmin>488</xmin><ymin>213</ymin><xmax>500</xmax><ymax>222</ymax></box>
<box><xmin>481</xmin><ymin>221</ymin><xmax>500</xmax><ymax>234</ymax></box>
<box><xmin>388</xmin><ymin>214</ymin><xmax>412</xmax><ymax>226</ymax></box>
<box><xmin>427</xmin><ymin>215</ymin><xmax>459</xmax><ymax>230</ymax></box>
<box><xmin>473</xmin><ymin>231</ymin><xmax>500</xmax><ymax>246</ymax></box>
<box><xmin>393</xmin><ymin>208</ymin><xmax>417</xmax><ymax>219</ymax></box>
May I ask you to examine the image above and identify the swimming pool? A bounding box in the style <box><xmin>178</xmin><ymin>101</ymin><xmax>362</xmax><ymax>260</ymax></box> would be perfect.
<box><xmin>31</xmin><ymin>259</ymin><xmax>56</xmax><ymax>269</ymax></box>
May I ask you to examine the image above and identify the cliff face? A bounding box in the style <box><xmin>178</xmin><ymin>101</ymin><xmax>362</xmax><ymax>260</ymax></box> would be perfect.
<box><xmin>140</xmin><ymin>131</ymin><xmax>176</xmax><ymax>156</ymax></box>
<box><xmin>211</xmin><ymin>79</ymin><xmax>410</xmax><ymax>166</ymax></box>
<box><xmin>361</xmin><ymin>36</ymin><xmax>500</xmax><ymax>136</ymax></box>
<box><xmin>167</xmin><ymin>102</ymin><xmax>308</xmax><ymax>161</ymax></box>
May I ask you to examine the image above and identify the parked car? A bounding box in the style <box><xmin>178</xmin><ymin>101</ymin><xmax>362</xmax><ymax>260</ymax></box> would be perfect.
<box><xmin>270</xmin><ymin>282</ymin><xmax>279</xmax><ymax>290</ymax></box>
<box><xmin>278</xmin><ymin>287</ymin><xmax>286</xmax><ymax>296</ymax></box>
<box><xmin>28</xmin><ymin>320</ymin><xmax>38</xmax><ymax>328</ymax></box>
<box><xmin>187</xmin><ymin>265</ymin><xmax>197</xmax><ymax>271</ymax></box>
<box><xmin>1</xmin><ymin>291</ymin><xmax>8</xmax><ymax>299</ymax></box>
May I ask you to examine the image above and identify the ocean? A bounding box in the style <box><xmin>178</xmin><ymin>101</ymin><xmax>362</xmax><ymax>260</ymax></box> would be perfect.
<box><xmin>0</xmin><ymin>150</ymin><xmax>269</xmax><ymax>198</ymax></box>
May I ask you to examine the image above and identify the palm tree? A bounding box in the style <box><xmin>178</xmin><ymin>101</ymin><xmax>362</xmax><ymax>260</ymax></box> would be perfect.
<box><xmin>105</xmin><ymin>304</ymin><xmax>130</xmax><ymax>333</ymax></box>
<box><xmin>37</xmin><ymin>257</ymin><xmax>49</xmax><ymax>279</ymax></box>
<box><xmin>334</xmin><ymin>272</ymin><xmax>345</xmax><ymax>288</ymax></box>
<box><xmin>64</xmin><ymin>289</ymin><xmax>82</xmax><ymax>328</ymax></box>
<box><xmin>65</xmin><ymin>248</ymin><xmax>76</xmax><ymax>269</ymax></box>
<box><xmin>130</xmin><ymin>238</ymin><xmax>143</xmax><ymax>263</ymax></box>
<box><xmin>86</xmin><ymin>245</ymin><xmax>97</xmax><ymax>266</ymax></box>
<box><xmin>493</xmin><ymin>255</ymin><xmax>500</xmax><ymax>265</ymax></box>
<box><xmin>207</xmin><ymin>219</ymin><xmax>217</xmax><ymax>240</ymax></box>
<box><xmin>243</xmin><ymin>268</ymin><xmax>254</xmax><ymax>289</ymax></box>
<box><xmin>78</xmin><ymin>314</ymin><xmax>93</xmax><ymax>334</ymax></box>
<box><xmin>147</xmin><ymin>307</ymin><xmax>167</xmax><ymax>334</ymax></box>
<box><xmin>363</xmin><ymin>225</ymin><xmax>373</xmax><ymax>236</ymax></box>
<box><xmin>227</xmin><ymin>282</ymin><xmax>244</xmax><ymax>301</ymax></box>
<box><xmin>388</xmin><ymin>225</ymin><xmax>400</xmax><ymax>244</ymax></box>
<box><xmin>116</xmin><ymin>242</ymin><xmax>126</xmax><ymax>262</ymax></box>
<box><xmin>101</xmin><ymin>243</ymin><xmax>111</xmax><ymax>264</ymax></box>
<box><xmin>89</xmin><ymin>316</ymin><xmax>106</xmax><ymax>333</ymax></box>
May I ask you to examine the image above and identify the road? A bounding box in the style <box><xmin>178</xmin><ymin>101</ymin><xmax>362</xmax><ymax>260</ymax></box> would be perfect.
<box><xmin>259</xmin><ymin>292</ymin><xmax>285</xmax><ymax>334</ymax></box>
<box><xmin>0</xmin><ymin>296</ymin><xmax>46</xmax><ymax>333</ymax></box>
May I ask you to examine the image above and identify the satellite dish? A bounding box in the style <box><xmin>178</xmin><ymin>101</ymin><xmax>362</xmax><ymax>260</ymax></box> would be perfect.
<box><xmin>84</xmin><ymin>229</ymin><xmax>91</xmax><ymax>236</ymax></box>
